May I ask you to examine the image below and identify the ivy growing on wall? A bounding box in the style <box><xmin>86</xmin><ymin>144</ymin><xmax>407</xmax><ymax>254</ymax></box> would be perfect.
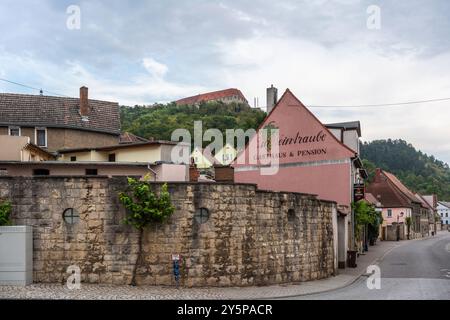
<box><xmin>352</xmin><ymin>200</ymin><xmax>382</xmax><ymax>243</ymax></box>
<box><xmin>0</xmin><ymin>200</ymin><xmax>12</xmax><ymax>226</ymax></box>
<box><xmin>118</xmin><ymin>176</ymin><xmax>175</xmax><ymax>286</ymax></box>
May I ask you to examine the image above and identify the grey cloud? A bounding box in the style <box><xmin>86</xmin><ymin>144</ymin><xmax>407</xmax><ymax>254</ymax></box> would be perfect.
<box><xmin>1</xmin><ymin>0</ymin><xmax>449</xmax><ymax>163</ymax></box>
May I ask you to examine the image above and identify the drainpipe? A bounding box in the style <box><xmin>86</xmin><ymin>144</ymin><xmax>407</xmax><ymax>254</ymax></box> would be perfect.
<box><xmin>147</xmin><ymin>163</ymin><xmax>158</xmax><ymax>181</ymax></box>
<box><xmin>350</xmin><ymin>158</ymin><xmax>357</xmax><ymax>251</ymax></box>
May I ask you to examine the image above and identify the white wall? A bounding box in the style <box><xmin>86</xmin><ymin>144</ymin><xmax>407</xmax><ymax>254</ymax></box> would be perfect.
<box><xmin>437</xmin><ymin>203</ymin><xmax>450</xmax><ymax>226</ymax></box>
<box><xmin>343</xmin><ymin>130</ymin><xmax>359</xmax><ymax>153</ymax></box>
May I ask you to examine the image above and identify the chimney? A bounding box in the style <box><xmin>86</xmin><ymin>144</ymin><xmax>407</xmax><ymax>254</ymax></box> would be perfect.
<box><xmin>80</xmin><ymin>86</ymin><xmax>90</xmax><ymax>117</ymax></box>
<box><xmin>374</xmin><ymin>168</ymin><xmax>382</xmax><ymax>183</ymax></box>
<box><xmin>214</xmin><ymin>165</ymin><xmax>234</xmax><ymax>183</ymax></box>
<box><xmin>189</xmin><ymin>164</ymin><xmax>200</xmax><ymax>182</ymax></box>
<box><xmin>266</xmin><ymin>84</ymin><xmax>278</xmax><ymax>114</ymax></box>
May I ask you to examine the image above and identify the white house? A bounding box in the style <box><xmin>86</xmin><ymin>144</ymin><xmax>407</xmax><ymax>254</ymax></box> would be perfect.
<box><xmin>191</xmin><ymin>146</ymin><xmax>215</xmax><ymax>169</ymax></box>
<box><xmin>437</xmin><ymin>201</ymin><xmax>450</xmax><ymax>229</ymax></box>
<box><xmin>214</xmin><ymin>143</ymin><xmax>238</xmax><ymax>166</ymax></box>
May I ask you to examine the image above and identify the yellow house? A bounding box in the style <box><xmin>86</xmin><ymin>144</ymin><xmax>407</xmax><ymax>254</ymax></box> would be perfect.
<box><xmin>214</xmin><ymin>143</ymin><xmax>238</xmax><ymax>165</ymax></box>
<box><xmin>0</xmin><ymin>135</ymin><xmax>55</xmax><ymax>162</ymax></box>
<box><xmin>0</xmin><ymin>138</ymin><xmax>190</xmax><ymax>180</ymax></box>
<box><xmin>55</xmin><ymin>140</ymin><xmax>190</xmax><ymax>181</ymax></box>
<box><xmin>191</xmin><ymin>147</ymin><xmax>216</xmax><ymax>169</ymax></box>
<box><xmin>58</xmin><ymin>140</ymin><xmax>190</xmax><ymax>164</ymax></box>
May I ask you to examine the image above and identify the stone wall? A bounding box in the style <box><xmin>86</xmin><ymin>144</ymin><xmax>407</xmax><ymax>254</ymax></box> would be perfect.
<box><xmin>385</xmin><ymin>223</ymin><xmax>405</xmax><ymax>241</ymax></box>
<box><xmin>0</xmin><ymin>176</ymin><xmax>336</xmax><ymax>287</ymax></box>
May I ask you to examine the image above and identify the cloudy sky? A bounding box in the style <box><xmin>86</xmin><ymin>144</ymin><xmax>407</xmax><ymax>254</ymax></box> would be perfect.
<box><xmin>1</xmin><ymin>0</ymin><xmax>450</xmax><ymax>163</ymax></box>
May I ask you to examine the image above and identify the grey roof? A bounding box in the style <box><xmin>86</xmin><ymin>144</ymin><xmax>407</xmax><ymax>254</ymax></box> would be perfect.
<box><xmin>0</xmin><ymin>93</ymin><xmax>120</xmax><ymax>135</ymax></box>
<box><xmin>325</xmin><ymin>121</ymin><xmax>361</xmax><ymax>137</ymax></box>
<box><xmin>438</xmin><ymin>201</ymin><xmax>450</xmax><ymax>208</ymax></box>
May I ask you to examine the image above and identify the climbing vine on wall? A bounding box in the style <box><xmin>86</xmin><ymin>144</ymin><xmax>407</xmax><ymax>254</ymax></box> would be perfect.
<box><xmin>0</xmin><ymin>200</ymin><xmax>12</xmax><ymax>226</ymax></box>
<box><xmin>352</xmin><ymin>200</ymin><xmax>382</xmax><ymax>242</ymax></box>
<box><xmin>118</xmin><ymin>176</ymin><xmax>175</xmax><ymax>285</ymax></box>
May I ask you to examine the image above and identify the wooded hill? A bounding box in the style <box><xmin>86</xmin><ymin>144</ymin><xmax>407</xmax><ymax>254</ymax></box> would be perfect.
<box><xmin>361</xmin><ymin>139</ymin><xmax>450</xmax><ymax>201</ymax></box>
<box><xmin>120</xmin><ymin>101</ymin><xmax>266</xmax><ymax>144</ymax></box>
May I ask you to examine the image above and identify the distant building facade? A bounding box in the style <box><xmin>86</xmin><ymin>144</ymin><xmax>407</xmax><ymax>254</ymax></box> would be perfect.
<box><xmin>416</xmin><ymin>193</ymin><xmax>437</xmax><ymax>235</ymax></box>
<box><xmin>58</xmin><ymin>140</ymin><xmax>189</xmax><ymax>164</ymax></box>
<box><xmin>175</xmin><ymin>88</ymin><xmax>248</xmax><ymax>106</ymax></box>
<box><xmin>437</xmin><ymin>201</ymin><xmax>450</xmax><ymax>229</ymax></box>
<box><xmin>367</xmin><ymin>169</ymin><xmax>430</xmax><ymax>239</ymax></box>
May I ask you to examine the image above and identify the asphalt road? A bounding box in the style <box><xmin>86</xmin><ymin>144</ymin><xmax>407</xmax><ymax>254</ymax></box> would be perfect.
<box><xmin>287</xmin><ymin>232</ymin><xmax>450</xmax><ymax>300</ymax></box>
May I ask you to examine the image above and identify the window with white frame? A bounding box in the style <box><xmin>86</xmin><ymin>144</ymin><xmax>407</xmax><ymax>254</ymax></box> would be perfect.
<box><xmin>35</xmin><ymin>127</ymin><xmax>47</xmax><ymax>147</ymax></box>
<box><xmin>387</xmin><ymin>209</ymin><xmax>392</xmax><ymax>218</ymax></box>
<box><xmin>8</xmin><ymin>126</ymin><xmax>21</xmax><ymax>136</ymax></box>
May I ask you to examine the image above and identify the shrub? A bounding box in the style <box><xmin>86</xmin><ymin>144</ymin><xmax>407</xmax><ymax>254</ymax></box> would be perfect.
<box><xmin>0</xmin><ymin>200</ymin><xmax>12</xmax><ymax>226</ymax></box>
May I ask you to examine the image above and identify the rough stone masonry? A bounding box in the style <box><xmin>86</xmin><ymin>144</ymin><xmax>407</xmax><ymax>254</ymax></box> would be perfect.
<box><xmin>0</xmin><ymin>176</ymin><xmax>336</xmax><ymax>287</ymax></box>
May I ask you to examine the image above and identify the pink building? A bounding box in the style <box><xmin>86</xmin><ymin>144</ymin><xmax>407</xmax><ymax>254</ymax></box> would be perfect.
<box><xmin>233</xmin><ymin>89</ymin><xmax>367</xmax><ymax>268</ymax></box>
<box><xmin>367</xmin><ymin>169</ymin><xmax>430</xmax><ymax>240</ymax></box>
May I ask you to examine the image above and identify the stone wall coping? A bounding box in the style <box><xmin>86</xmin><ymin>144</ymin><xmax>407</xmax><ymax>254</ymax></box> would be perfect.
<box><xmin>0</xmin><ymin>175</ymin><xmax>337</xmax><ymax>205</ymax></box>
<box><xmin>0</xmin><ymin>175</ymin><xmax>114</xmax><ymax>179</ymax></box>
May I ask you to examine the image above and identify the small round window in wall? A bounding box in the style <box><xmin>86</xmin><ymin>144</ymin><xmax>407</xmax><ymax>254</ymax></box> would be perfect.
<box><xmin>63</xmin><ymin>208</ymin><xmax>80</xmax><ymax>225</ymax></box>
<box><xmin>194</xmin><ymin>208</ymin><xmax>210</xmax><ymax>224</ymax></box>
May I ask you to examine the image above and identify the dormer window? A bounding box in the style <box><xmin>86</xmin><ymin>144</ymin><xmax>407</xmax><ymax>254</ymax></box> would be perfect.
<box><xmin>8</xmin><ymin>126</ymin><xmax>21</xmax><ymax>136</ymax></box>
<box><xmin>35</xmin><ymin>127</ymin><xmax>47</xmax><ymax>147</ymax></box>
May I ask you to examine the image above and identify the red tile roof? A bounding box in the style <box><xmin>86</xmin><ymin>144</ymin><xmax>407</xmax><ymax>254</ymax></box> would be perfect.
<box><xmin>383</xmin><ymin>171</ymin><xmax>421</xmax><ymax>204</ymax></box>
<box><xmin>364</xmin><ymin>192</ymin><xmax>380</xmax><ymax>206</ymax></box>
<box><xmin>119</xmin><ymin>132</ymin><xmax>149</xmax><ymax>144</ymax></box>
<box><xmin>0</xmin><ymin>93</ymin><xmax>120</xmax><ymax>135</ymax></box>
<box><xmin>367</xmin><ymin>169</ymin><xmax>422</xmax><ymax>208</ymax></box>
<box><xmin>175</xmin><ymin>88</ymin><xmax>248</xmax><ymax>105</ymax></box>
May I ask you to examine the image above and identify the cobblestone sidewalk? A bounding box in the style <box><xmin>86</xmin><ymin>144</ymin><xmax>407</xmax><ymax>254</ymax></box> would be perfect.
<box><xmin>0</xmin><ymin>239</ymin><xmax>410</xmax><ymax>300</ymax></box>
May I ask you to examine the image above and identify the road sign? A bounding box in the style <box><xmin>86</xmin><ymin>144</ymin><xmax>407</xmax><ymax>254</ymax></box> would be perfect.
<box><xmin>171</xmin><ymin>254</ymin><xmax>180</xmax><ymax>261</ymax></box>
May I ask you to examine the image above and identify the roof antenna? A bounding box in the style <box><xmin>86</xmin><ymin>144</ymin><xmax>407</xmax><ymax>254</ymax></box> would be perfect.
<box><xmin>39</xmin><ymin>89</ymin><xmax>43</xmax><ymax>96</ymax></box>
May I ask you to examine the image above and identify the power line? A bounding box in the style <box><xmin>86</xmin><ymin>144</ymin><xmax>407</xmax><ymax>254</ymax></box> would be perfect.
<box><xmin>2</xmin><ymin>76</ymin><xmax>450</xmax><ymax>108</ymax></box>
<box><xmin>308</xmin><ymin>97</ymin><xmax>450</xmax><ymax>108</ymax></box>
<box><xmin>0</xmin><ymin>78</ymin><xmax>70</xmax><ymax>97</ymax></box>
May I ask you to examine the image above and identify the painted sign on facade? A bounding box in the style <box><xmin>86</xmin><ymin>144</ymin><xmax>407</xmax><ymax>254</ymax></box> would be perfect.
<box><xmin>234</xmin><ymin>89</ymin><xmax>357</xmax><ymax>207</ymax></box>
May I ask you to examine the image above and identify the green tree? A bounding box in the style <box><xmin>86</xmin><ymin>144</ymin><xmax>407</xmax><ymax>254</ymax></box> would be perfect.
<box><xmin>362</xmin><ymin>159</ymin><xmax>376</xmax><ymax>184</ymax></box>
<box><xmin>0</xmin><ymin>200</ymin><xmax>12</xmax><ymax>226</ymax></box>
<box><xmin>118</xmin><ymin>177</ymin><xmax>175</xmax><ymax>286</ymax></box>
<box><xmin>352</xmin><ymin>200</ymin><xmax>381</xmax><ymax>247</ymax></box>
<box><xmin>120</xmin><ymin>101</ymin><xmax>266</xmax><ymax>149</ymax></box>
